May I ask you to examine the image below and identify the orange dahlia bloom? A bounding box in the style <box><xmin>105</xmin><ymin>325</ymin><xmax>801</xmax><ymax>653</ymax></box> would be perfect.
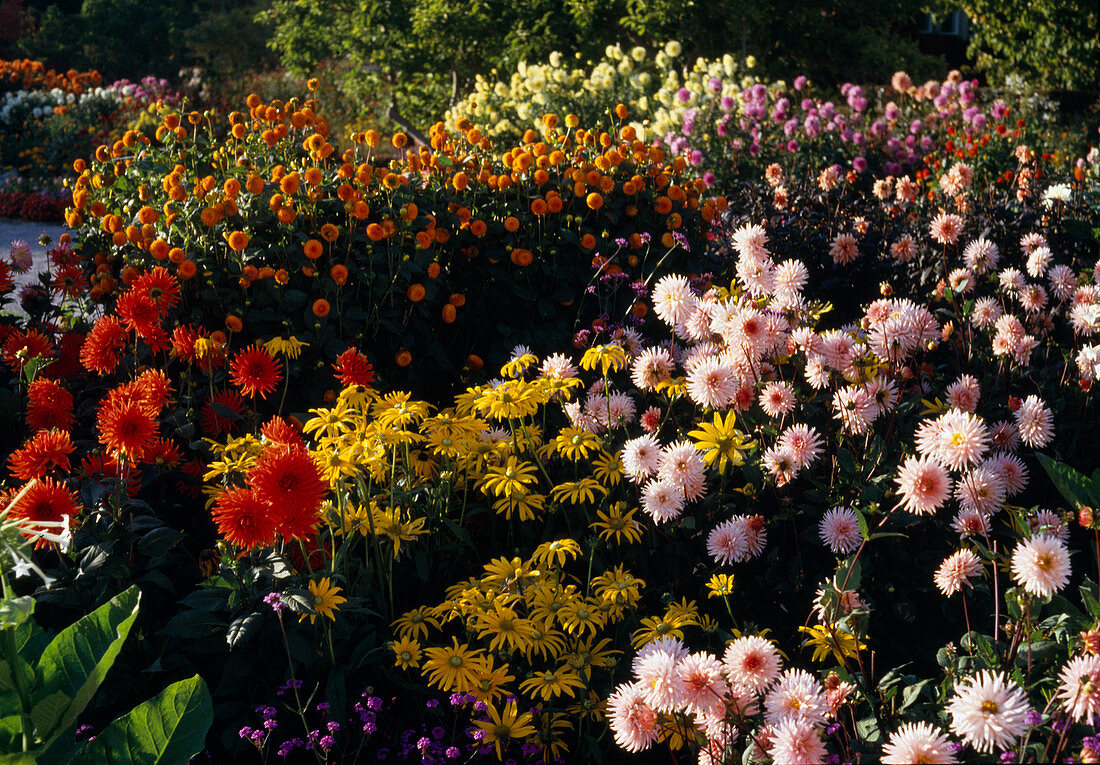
<box><xmin>212</xmin><ymin>487</ymin><xmax>277</xmax><ymax>549</ymax></box>
<box><xmin>9</xmin><ymin>477</ymin><xmax>79</xmax><ymax>549</ymax></box>
<box><xmin>248</xmin><ymin>444</ymin><xmax>325</xmax><ymax>541</ymax></box>
<box><xmin>97</xmin><ymin>399</ymin><xmax>156</xmax><ymax>461</ymax></box>
<box><xmin>9</xmin><ymin>429</ymin><xmax>76</xmax><ymax>480</ymax></box>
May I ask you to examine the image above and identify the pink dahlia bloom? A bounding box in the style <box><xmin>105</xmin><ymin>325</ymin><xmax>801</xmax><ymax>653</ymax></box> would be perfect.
<box><xmin>1011</xmin><ymin>533</ymin><xmax>1070</xmax><ymax>597</ymax></box>
<box><xmin>1057</xmin><ymin>654</ymin><xmax>1100</xmax><ymax>724</ymax></box>
<box><xmin>895</xmin><ymin>455</ymin><xmax>952</xmax><ymax>515</ymax></box>
<box><xmin>819</xmin><ymin>506</ymin><xmax>862</xmax><ymax>555</ymax></box>
<box><xmin>882</xmin><ymin>722</ymin><xmax>958</xmax><ymax>764</ymax></box>
<box><xmin>607</xmin><ymin>681</ymin><xmax>659</xmax><ymax>752</ymax></box>
<box><xmin>722</xmin><ymin>635</ymin><xmax>782</xmax><ymax>692</ymax></box>
<box><xmin>947</xmin><ymin>671</ymin><xmax>1031</xmax><ymax>754</ymax></box>
<box><xmin>934</xmin><ymin>549</ymin><xmax>983</xmax><ymax>596</ymax></box>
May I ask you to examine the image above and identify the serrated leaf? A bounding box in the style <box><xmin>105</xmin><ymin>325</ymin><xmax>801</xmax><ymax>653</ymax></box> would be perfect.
<box><xmin>281</xmin><ymin>590</ymin><xmax>315</xmax><ymax>615</ymax></box>
<box><xmin>73</xmin><ymin>675</ymin><xmax>213</xmax><ymax>765</ymax></box>
<box><xmin>226</xmin><ymin>612</ymin><xmax>262</xmax><ymax>649</ymax></box>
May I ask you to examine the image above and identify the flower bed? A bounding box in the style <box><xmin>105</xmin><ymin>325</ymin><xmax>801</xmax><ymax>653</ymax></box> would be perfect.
<box><xmin>0</xmin><ymin>68</ymin><xmax>1098</xmax><ymax>764</ymax></box>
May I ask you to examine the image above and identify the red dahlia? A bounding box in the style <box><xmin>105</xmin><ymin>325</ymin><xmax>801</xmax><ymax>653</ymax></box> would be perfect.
<box><xmin>80</xmin><ymin>315</ymin><xmax>127</xmax><ymax>375</ymax></box>
<box><xmin>97</xmin><ymin>399</ymin><xmax>157</xmax><ymax>461</ymax></box>
<box><xmin>248</xmin><ymin>444</ymin><xmax>325</xmax><ymax>541</ymax></box>
<box><xmin>333</xmin><ymin>347</ymin><xmax>375</xmax><ymax>387</ymax></box>
<box><xmin>211</xmin><ymin>487</ymin><xmax>277</xmax><ymax>549</ymax></box>
<box><xmin>229</xmin><ymin>345</ymin><xmax>283</xmax><ymax>399</ymax></box>
<box><xmin>9</xmin><ymin>477</ymin><xmax>79</xmax><ymax>548</ymax></box>
<box><xmin>8</xmin><ymin>429</ymin><xmax>75</xmax><ymax>480</ymax></box>
<box><xmin>26</xmin><ymin>378</ymin><xmax>74</xmax><ymax>431</ymax></box>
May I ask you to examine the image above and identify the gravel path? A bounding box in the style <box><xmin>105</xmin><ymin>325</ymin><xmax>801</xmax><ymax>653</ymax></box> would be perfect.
<box><xmin>0</xmin><ymin>217</ymin><xmax>69</xmax><ymax>304</ymax></box>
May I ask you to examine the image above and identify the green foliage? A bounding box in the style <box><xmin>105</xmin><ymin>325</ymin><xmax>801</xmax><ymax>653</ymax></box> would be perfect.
<box><xmin>0</xmin><ymin>585</ymin><xmax>211</xmax><ymax>762</ymax></box>
<box><xmin>262</xmin><ymin>0</ymin><xmax>944</xmax><ymax>132</ymax></box>
<box><xmin>18</xmin><ymin>0</ymin><xmax>197</xmax><ymax>80</ymax></box>
<box><xmin>72</xmin><ymin>675</ymin><xmax>213</xmax><ymax>765</ymax></box>
<box><xmin>941</xmin><ymin>0</ymin><xmax>1099</xmax><ymax>91</ymax></box>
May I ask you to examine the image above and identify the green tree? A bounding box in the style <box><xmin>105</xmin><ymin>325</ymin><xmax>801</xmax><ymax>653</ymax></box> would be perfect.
<box><xmin>943</xmin><ymin>0</ymin><xmax>1099</xmax><ymax>91</ymax></box>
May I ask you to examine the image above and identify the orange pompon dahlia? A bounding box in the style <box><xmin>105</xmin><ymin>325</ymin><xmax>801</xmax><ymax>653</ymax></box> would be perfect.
<box><xmin>97</xmin><ymin>399</ymin><xmax>157</xmax><ymax>461</ymax></box>
<box><xmin>80</xmin><ymin>315</ymin><xmax>127</xmax><ymax>374</ymax></box>
<box><xmin>131</xmin><ymin>267</ymin><xmax>181</xmax><ymax>311</ymax></box>
<box><xmin>8</xmin><ymin>429</ymin><xmax>76</xmax><ymax>480</ymax></box>
<box><xmin>3</xmin><ymin>329</ymin><xmax>54</xmax><ymax>373</ymax></box>
<box><xmin>260</xmin><ymin>415</ymin><xmax>305</xmax><ymax>448</ymax></box>
<box><xmin>115</xmin><ymin>290</ymin><xmax>161</xmax><ymax>339</ymax></box>
<box><xmin>229</xmin><ymin>344</ymin><xmax>283</xmax><ymax>399</ymax></box>
<box><xmin>26</xmin><ymin>378</ymin><xmax>74</xmax><ymax>431</ymax></box>
<box><xmin>212</xmin><ymin>487</ymin><xmax>277</xmax><ymax>549</ymax></box>
<box><xmin>333</xmin><ymin>348</ymin><xmax>375</xmax><ymax>387</ymax></box>
<box><xmin>9</xmin><ymin>477</ymin><xmax>79</xmax><ymax>549</ymax></box>
<box><xmin>248</xmin><ymin>444</ymin><xmax>326</xmax><ymax>541</ymax></box>
<box><xmin>200</xmin><ymin>390</ymin><xmax>246</xmax><ymax>436</ymax></box>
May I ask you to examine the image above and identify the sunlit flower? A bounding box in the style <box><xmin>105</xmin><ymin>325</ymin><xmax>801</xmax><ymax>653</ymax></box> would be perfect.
<box><xmin>819</xmin><ymin>507</ymin><xmax>862</xmax><ymax>555</ymax></box>
<box><xmin>934</xmin><ymin>549</ymin><xmax>983</xmax><ymax>596</ymax></box>
<box><xmin>947</xmin><ymin>671</ymin><xmax>1031</xmax><ymax>754</ymax></box>
<box><xmin>1011</xmin><ymin>533</ymin><xmax>1070</xmax><ymax>597</ymax></box>
<box><xmin>882</xmin><ymin>722</ymin><xmax>957</xmax><ymax>764</ymax></box>
<box><xmin>895</xmin><ymin>455</ymin><xmax>951</xmax><ymax>515</ymax></box>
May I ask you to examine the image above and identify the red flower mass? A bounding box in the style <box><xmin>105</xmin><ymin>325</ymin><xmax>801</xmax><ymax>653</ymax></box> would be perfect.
<box><xmin>333</xmin><ymin>347</ymin><xmax>376</xmax><ymax>387</ymax></box>
<box><xmin>9</xmin><ymin>477</ymin><xmax>79</xmax><ymax>549</ymax></box>
<box><xmin>260</xmin><ymin>415</ymin><xmax>305</xmax><ymax>448</ymax></box>
<box><xmin>211</xmin><ymin>487</ymin><xmax>277</xmax><ymax>549</ymax></box>
<box><xmin>97</xmin><ymin>399</ymin><xmax>157</xmax><ymax>461</ymax></box>
<box><xmin>200</xmin><ymin>390</ymin><xmax>246</xmax><ymax>436</ymax></box>
<box><xmin>8</xmin><ymin>429</ymin><xmax>75</xmax><ymax>480</ymax></box>
<box><xmin>131</xmin><ymin>267</ymin><xmax>180</xmax><ymax>312</ymax></box>
<box><xmin>229</xmin><ymin>344</ymin><xmax>283</xmax><ymax>398</ymax></box>
<box><xmin>80</xmin><ymin>315</ymin><xmax>127</xmax><ymax>375</ymax></box>
<box><xmin>26</xmin><ymin>378</ymin><xmax>74</xmax><ymax>431</ymax></box>
<box><xmin>2</xmin><ymin>329</ymin><xmax>54</xmax><ymax>373</ymax></box>
<box><xmin>247</xmin><ymin>444</ymin><xmax>325</xmax><ymax>541</ymax></box>
<box><xmin>115</xmin><ymin>290</ymin><xmax>162</xmax><ymax>339</ymax></box>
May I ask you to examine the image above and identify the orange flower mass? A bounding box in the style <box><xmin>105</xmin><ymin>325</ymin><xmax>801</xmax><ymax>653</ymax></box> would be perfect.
<box><xmin>97</xmin><ymin>399</ymin><xmax>156</xmax><ymax>461</ymax></box>
<box><xmin>212</xmin><ymin>487</ymin><xmax>277</xmax><ymax>549</ymax></box>
<box><xmin>26</xmin><ymin>378</ymin><xmax>74</xmax><ymax>431</ymax></box>
<box><xmin>9</xmin><ymin>429</ymin><xmax>76</xmax><ymax>480</ymax></box>
<box><xmin>248</xmin><ymin>444</ymin><xmax>325</xmax><ymax>540</ymax></box>
<box><xmin>229</xmin><ymin>345</ymin><xmax>283</xmax><ymax>398</ymax></box>
<box><xmin>9</xmin><ymin>477</ymin><xmax>79</xmax><ymax>549</ymax></box>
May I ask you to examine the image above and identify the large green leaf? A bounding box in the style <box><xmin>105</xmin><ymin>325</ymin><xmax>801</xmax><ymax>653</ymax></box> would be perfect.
<box><xmin>73</xmin><ymin>675</ymin><xmax>212</xmax><ymax>765</ymax></box>
<box><xmin>1037</xmin><ymin>453</ymin><xmax>1098</xmax><ymax>510</ymax></box>
<box><xmin>35</xmin><ymin>586</ymin><xmax>141</xmax><ymax>742</ymax></box>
